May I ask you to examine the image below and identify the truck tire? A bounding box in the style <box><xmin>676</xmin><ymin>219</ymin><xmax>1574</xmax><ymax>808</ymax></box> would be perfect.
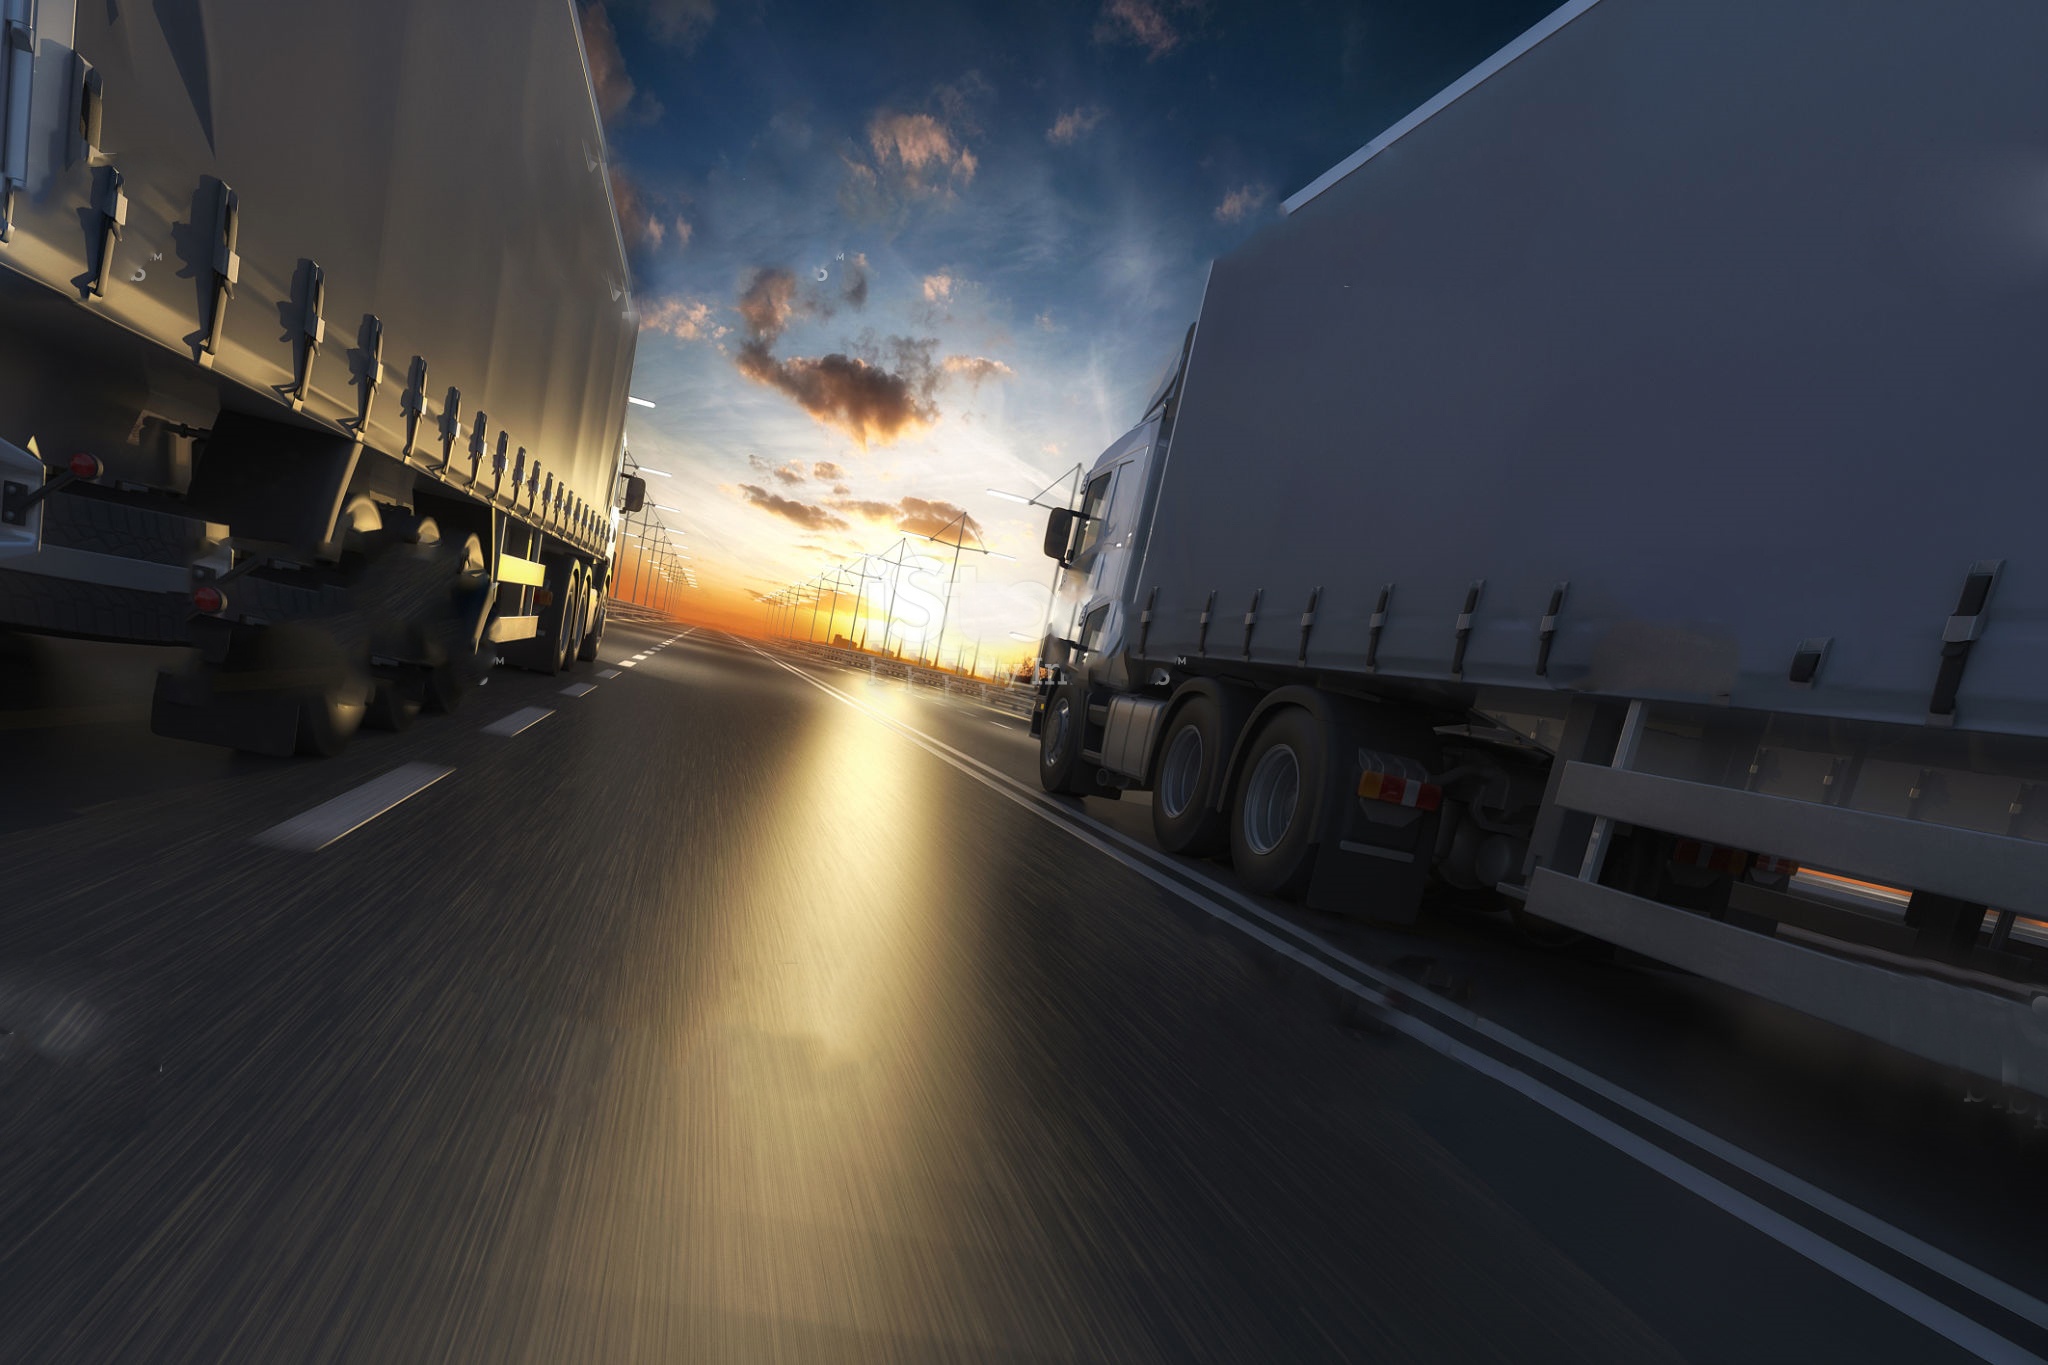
<box><xmin>577</xmin><ymin>598</ymin><xmax>606</xmax><ymax>662</ymax></box>
<box><xmin>1038</xmin><ymin>680</ymin><xmax>1091</xmax><ymax>795</ymax></box>
<box><xmin>1151</xmin><ymin>696</ymin><xmax>1229</xmax><ymax>856</ymax></box>
<box><xmin>1229</xmin><ymin>707</ymin><xmax>1326</xmax><ymax>898</ymax></box>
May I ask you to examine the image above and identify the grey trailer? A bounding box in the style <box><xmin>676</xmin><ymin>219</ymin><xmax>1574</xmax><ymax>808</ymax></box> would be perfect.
<box><xmin>0</xmin><ymin>0</ymin><xmax>641</xmax><ymax>753</ymax></box>
<box><xmin>1034</xmin><ymin>0</ymin><xmax>2048</xmax><ymax>1101</ymax></box>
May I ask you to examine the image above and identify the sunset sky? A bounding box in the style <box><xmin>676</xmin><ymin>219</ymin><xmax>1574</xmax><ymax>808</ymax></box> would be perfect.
<box><xmin>589</xmin><ymin>0</ymin><xmax>1551</xmax><ymax>657</ymax></box>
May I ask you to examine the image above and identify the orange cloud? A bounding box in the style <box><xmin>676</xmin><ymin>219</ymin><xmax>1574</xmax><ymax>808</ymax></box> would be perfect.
<box><xmin>832</xmin><ymin>495</ymin><xmax>985</xmax><ymax>540</ymax></box>
<box><xmin>1047</xmin><ymin>106</ymin><xmax>1105</xmax><ymax>146</ymax></box>
<box><xmin>942</xmin><ymin>355</ymin><xmax>1014</xmax><ymax>387</ymax></box>
<box><xmin>640</xmin><ymin>296</ymin><xmax>726</xmax><ymax>341</ymax></box>
<box><xmin>1095</xmin><ymin>0</ymin><xmax>1184</xmax><ymax>58</ymax></box>
<box><xmin>736</xmin><ymin>347</ymin><xmax>938</xmax><ymax>447</ymax></box>
<box><xmin>737</xmin><ymin>484</ymin><xmax>847</xmax><ymax>531</ymax></box>
<box><xmin>1214</xmin><ymin>183</ymin><xmax>1270</xmax><ymax>223</ymax></box>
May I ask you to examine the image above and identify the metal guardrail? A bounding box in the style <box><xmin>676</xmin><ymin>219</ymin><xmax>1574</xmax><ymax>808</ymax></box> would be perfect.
<box><xmin>774</xmin><ymin>639</ymin><xmax>1037</xmax><ymax>718</ymax></box>
<box><xmin>603</xmin><ymin>597</ymin><xmax>678</xmax><ymax>626</ymax></box>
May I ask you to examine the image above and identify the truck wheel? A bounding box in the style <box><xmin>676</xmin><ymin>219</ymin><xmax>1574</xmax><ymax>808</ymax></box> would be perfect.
<box><xmin>563</xmin><ymin>566</ymin><xmax>591</xmax><ymax>668</ymax></box>
<box><xmin>1038</xmin><ymin>681</ymin><xmax>1091</xmax><ymax>795</ymax></box>
<box><xmin>1151</xmin><ymin>697</ymin><xmax>1229</xmax><ymax>856</ymax></box>
<box><xmin>577</xmin><ymin>598</ymin><xmax>606</xmax><ymax>662</ymax></box>
<box><xmin>364</xmin><ymin>667</ymin><xmax>424</xmax><ymax>732</ymax></box>
<box><xmin>1229</xmin><ymin>708</ymin><xmax>1326</xmax><ymax>898</ymax></box>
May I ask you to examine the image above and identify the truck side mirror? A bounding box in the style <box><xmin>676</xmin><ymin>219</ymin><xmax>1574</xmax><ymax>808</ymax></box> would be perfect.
<box><xmin>1040</xmin><ymin>633</ymin><xmax>1074</xmax><ymax>668</ymax></box>
<box><xmin>622</xmin><ymin>474</ymin><xmax>647</xmax><ymax>513</ymax></box>
<box><xmin>1042</xmin><ymin>507</ymin><xmax>1077</xmax><ymax>563</ymax></box>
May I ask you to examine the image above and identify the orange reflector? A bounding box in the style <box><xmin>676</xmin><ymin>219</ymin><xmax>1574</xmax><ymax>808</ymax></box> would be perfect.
<box><xmin>1358</xmin><ymin>769</ymin><xmax>1442</xmax><ymax>811</ymax></box>
<box><xmin>534</xmin><ymin>588</ymin><xmax>555</xmax><ymax>607</ymax></box>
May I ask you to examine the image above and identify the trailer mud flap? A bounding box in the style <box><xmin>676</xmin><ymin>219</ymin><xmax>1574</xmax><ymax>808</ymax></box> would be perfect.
<box><xmin>1305</xmin><ymin>818</ymin><xmax>1437</xmax><ymax>923</ymax></box>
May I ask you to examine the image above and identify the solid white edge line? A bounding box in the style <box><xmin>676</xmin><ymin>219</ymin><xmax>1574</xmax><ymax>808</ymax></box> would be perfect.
<box><xmin>739</xmin><ymin>637</ymin><xmax>2045</xmax><ymax>1364</ymax></box>
<box><xmin>482</xmin><ymin>706</ymin><xmax>553</xmax><ymax>737</ymax></box>
<box><xmin>767</xmin><ymin>644</ymin><xmax>2048</xmax><ymax>1336</ymax></box>
<box><xmin>252</xmin><ymin>763</ymin><xmax>453</xmax><ymax>852</ymax></box>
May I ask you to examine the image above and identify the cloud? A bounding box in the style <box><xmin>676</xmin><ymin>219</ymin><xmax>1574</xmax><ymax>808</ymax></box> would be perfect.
<box><xmin>813</xmin><ymin>461</ymin><xmax>846</xmax><ymax>480</ymax></box>
<box><xmin>921</xmin><ymin>273</ymin><xmax>954</xmax><ymax>303</ymax></box>
<box><xmin>636</xmin><ymin>0</ymin><xmax>716</xmax><ymax>50</ymax></box>
<box><xmin>1047</xmin><ymin>106</ymin><xmax>1105</xmax><ymax>146</ymax></box>
<box><xmin>831</xmin><ymin>496</ymin><xmax>985</xmax><ymax>540</ymax></box>
<box><xmin>737</xmin><ymin>347</ymin><xmax>940</xmax><ymax>447</ymax></box>
<box><xmin>772</xmin><ymin>462</ymin><xmax>807</xmax><ymax>485</ymax></box>
<box><xmin>737</xmin><ymin>484</ymin><xmax>847</xmax><ymax>531</ymax></box>
<box><xmin>1095</xmin><ymin>0</ymin><xmax>1186</xmax><ymax>58</ymax></box>
<box><xmin>609</xmin><ymin>164</ymin><xmax>695</xmax><ymax>256</ymax></box>
<box><xmin>736</xmin><ymin>267</ymin><xmax>800</xmax><ymax>344</ymax></box>
<box><xmin>580</xmin><ymin>4</ymin><xmax>663</xmax><ymax>125</ymax></box>
<box><xmin>832</xmin><ymin>483</ymin><xmax>852</xmax><ymax>495</ymax></box>
<box><xmin>895</xmin><ymin>497</ymin><xmax>984</xmax><ymax>539</ymax></box>
<box><xmin>841</xmin><ymin>253</ymin><xmax>869</xmax><ymax>308</ymax></box>
<box><xmin>868</xmin><ymin>112</ymin><xmax>978</xmax><ymax>191</ymax></box>
<box><xmin>639</xmin><ymin>296</ymin><xmax>727</xmax><ymax>341</ymax></box>
<box><xmin>942</xmin><ymin>355</ymin><xmax>1014</xmax><ymax>388</ymax></box>
<box><xmin>1034</xmin><ymin>310</ymin><xmax>1058</xmax><ymax>332</ymax></box>
<box><xmin>841</xmin><ymin>79</ymin><xmax>988</xmax><ymax>218</ymax></box>
<box><xmin>1214</xmin><ymin>183</ymin><xmax>1270</xmax><ymax>223</ymax></box>
<box><xmin>733</xmin><ymin>269</ymin><xmax>943</xmax><ymax>445</ymax></box>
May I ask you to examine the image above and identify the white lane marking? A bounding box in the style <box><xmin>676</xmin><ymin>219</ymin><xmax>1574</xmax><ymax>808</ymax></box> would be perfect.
<box><xmin>618</xmin><ymin>660</ymin><xmax>638</xmax><ymax>668</ymax></box>
<box><xmin>482</xmin><ymin>706</ymin><xmax>553</xmax><ymax>737</ymax></box>
<box><xmin>560</xmin><ymin>682</ymin><xmax>597</xmax><ymax>697</ymax></box>
<box><xmin>598</xmin><ymin>668</ymin><xmax>622</xmax><ymax>679</ymax></box>
<box><xmin>253</xmin><ymin>763</ymin><xmax>453</xmax><ymax>852</ymax></box>
<box><xmin>739</xmin><ymin>637</ymin><xmax>2047</xmax><ymax>1364</ymax></box>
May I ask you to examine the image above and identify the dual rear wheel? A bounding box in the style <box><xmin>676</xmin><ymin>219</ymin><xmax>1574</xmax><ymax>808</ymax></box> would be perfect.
<box><xmin>1151</xmin><ymin>699</ymin><xmax>1323</xmax><ymax>898</ymax></box>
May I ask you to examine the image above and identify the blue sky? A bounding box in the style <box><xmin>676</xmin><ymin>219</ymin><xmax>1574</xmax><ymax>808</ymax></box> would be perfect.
<box><xmin>588</xmin><ymin>0</ymin><xmax>1553</xmax><ymax>647</ymax></box>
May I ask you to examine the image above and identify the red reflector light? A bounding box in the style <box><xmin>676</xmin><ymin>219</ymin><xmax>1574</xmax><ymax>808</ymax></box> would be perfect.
<box><xmin>192</xmin><ymin>584</ymin><xmax>226</xmax><ymax>614</ymax></box>
<box><xmin>534</xmin><ymin>588</ymin><xmax>555</xmax><ymax>607</ymax></box>
<box><xmin>68</xmin><ymin>452</ymin><xmax>103</xmax><ymax>480</ymax></box>
<box><xmin>1357</xmin><ymin>769</ymin><xmax>1442</xmax><ymax>812</ymax></box>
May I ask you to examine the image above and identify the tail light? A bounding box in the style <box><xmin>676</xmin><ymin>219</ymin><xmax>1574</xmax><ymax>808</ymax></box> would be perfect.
<box><xmin>192</xmin><ymin>584</ymin><xmax>227</xmax><ymax>614</ymax></box>
<box><xmin>1358</xmin><ymin>768</ymin><xmax>1441</xmax><ymax>812</ymax></box>
<box><xmin>69</xmin><ymin>453</ymin><xmax>104</xmax><ymax>480</ymax></box>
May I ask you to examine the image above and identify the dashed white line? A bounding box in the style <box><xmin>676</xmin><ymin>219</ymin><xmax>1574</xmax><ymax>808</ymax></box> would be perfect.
<box><xmin>598</xmin><ymin>668</ymin><xmax>622</xmax><ymax>679</ymax></box>
<box><xmin>482</xmin><ymin>706</ymin><xmax>553</xmax><ymax>737</ymax></box>
<box><xmin>618</xmin><ymin>660</ymin><xmax>638</xmax><ymax>668</ymax></box>
<box><xmin>560</xmin><ymin>682</ymin><xmax>597</xmax><ymax>697</ymax></box>
<box><xmin>252</xmin><ymin>763</ymin><xmax>453</xmax><ymax>851</ymax></box>
<box><xmin>737</xmin><ymin>635</ymin><xmax>2047</xmax><ymax>1365</ymax></box>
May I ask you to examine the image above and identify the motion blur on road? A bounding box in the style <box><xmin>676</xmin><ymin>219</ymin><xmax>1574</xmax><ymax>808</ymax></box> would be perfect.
<box><xmin>3</xmin><ymin>624</ymin><xmax>2045</xmax><ymax>1364</ymax></box>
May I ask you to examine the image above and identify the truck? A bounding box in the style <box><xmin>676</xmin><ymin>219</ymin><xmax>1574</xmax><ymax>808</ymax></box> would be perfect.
<box><xmin>0</xmin><ymin>0</ymin><xmax>643</xmax><ymax>755</ymax></box>
<box><xmin>1033</xmin><ymin>0</ymin><xmax>2048</xmax><ymax>1100</ymax></box>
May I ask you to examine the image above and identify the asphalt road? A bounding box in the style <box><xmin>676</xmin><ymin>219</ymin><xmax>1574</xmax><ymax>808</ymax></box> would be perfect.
<box><xmin>2</xmin><ymin>622</ymin><xmax>2045</xmax><ymax>1363</ymax></box>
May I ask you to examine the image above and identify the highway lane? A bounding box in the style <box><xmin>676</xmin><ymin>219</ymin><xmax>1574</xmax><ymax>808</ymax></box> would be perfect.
<box><xmin>0</xmin><ymin>624</ymin><xmax>2041</xmax><ymax>1362</ymax></box>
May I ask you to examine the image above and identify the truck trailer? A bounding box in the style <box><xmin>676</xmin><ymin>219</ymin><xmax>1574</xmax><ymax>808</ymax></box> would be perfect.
<box><xmin>0</xmin><ymin>0</ymin><xmax>642</xmax><ymax>755</ymax></box>
<box><xmin>1035</xmin><ymin>0</ymin><xmax>2048</xmax><ymax>1099</ymax></box>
